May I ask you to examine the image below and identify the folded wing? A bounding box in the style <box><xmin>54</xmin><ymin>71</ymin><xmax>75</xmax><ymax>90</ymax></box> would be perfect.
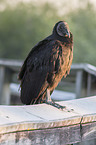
<box><xmin>18</xmin><ymin>39</ymin><xmax>63</xmax><ymax>104</ymax></box>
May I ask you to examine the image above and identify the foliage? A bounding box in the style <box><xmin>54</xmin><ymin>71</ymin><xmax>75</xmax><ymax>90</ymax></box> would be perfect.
<box><xmin>65</xmin><ymin>2</ymin><xmax>96</xmax><ymax>65</ymax></box>
<box><xmin>0</xmin><ymin>2</ymin><xmax>96</xmax><ymax>65</ymax></box>
<box><xmin>0</xmin><ymin>3</ymin><xmax>60</xmax><ymax>59</ymax></box>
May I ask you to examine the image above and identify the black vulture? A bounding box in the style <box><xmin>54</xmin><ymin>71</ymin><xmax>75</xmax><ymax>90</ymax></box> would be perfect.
<box><xmin>18</xmin><ymin>21</ymin><xmax>73</xmax><ymax>108</ymax></box>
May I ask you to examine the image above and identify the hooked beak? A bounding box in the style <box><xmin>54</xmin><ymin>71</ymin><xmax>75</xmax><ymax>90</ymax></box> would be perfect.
<box><xmin>65</xmin><ymin>32</ymin><xmax>70</xmax><ymax>38</ymax></box>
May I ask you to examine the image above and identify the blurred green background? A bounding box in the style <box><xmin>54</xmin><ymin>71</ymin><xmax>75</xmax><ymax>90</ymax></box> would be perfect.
<box><xmin>0</xmin><ymin>0</ymin><xmax>96</xmax><ymax>65</ymax></box>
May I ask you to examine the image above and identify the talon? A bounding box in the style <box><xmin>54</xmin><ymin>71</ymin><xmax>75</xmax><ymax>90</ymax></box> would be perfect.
<box><xmin>45</xmin><ymin>101</ymin><xmax>66</xmax><ymax>110</ymax></box>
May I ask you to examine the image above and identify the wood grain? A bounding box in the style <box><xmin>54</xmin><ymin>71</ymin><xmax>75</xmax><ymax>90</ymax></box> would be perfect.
<box><xmin>0</xmin><ymin>96</ymin><xmax>96</xmax><ymax>144</ymax></box>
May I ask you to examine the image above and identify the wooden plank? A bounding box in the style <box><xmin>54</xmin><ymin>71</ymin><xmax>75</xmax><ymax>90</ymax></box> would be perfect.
<box><xmin>0</xmin><ymin>66</ymin><xmax>12</xmax><ymax>105</ymax></box>
<box><xmin>82</xmin><ymin>122</ymin><xmax>96</xmax><ymax>141</ymax></box>
<box><xmin>0</xmin><ymin>59</ymin><xmax>96</xmax><ymax>75</ymax></box>
<box><xmin>0</xmin><ymin>124</ymin><xmax>81</xmax><ymax>145</ymax></box>
<box><xmin>87</xmin><ymin>73</ymin><xmax>91</xmax><ymax>96</ymax></box>
<box><xmin>71</xmin><ymin>63</ymin><xmax>96</xmax><ymax>76</ymax></box>
<box><xmin>75</xmin><ymin>70</ymin><xmax>83</xmax><ymax>98</ymax></box>
<box><xmin>58</xmin><ymin>96</ymin><xmax>96</xmax><ymax>117</ymax></box>
<box><xmin>0</xmin><ymin>59</ymin><xmax>22</xmax><ymax>67</ymax></box>
<box><xmin>0</xmin><ymin>122</ymin><xmax>96</xmax><ymax>145</ymax></box>
<box><xmin>0</xmin><ymin>96</ymin><xmax>95</xmax><ymax>134</ymax></box>
<box><xmin>0</xmin><ymin>66</ymin><xmax>5</xmax><ymax>103</ymax></box>
<box><xmin>0</xmin><ymin>104</ymin><xmax>82</xmax><ymax>134</ymax></box>
<box><xmin>0</xmin><ymin>59</ymin><xmax>22</xmax><ymax>72</ymax></box>
<box><xmin>0</xmin><ymin>96</ymin><xmax>96</xmax><ymax>144</ymax></box>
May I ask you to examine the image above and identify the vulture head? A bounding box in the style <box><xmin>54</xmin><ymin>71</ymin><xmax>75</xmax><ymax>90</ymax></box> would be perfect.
<box><xmin>53</xmin><ymin>21</ymin><xmax>70</xmax><ymax>38</ymax></box>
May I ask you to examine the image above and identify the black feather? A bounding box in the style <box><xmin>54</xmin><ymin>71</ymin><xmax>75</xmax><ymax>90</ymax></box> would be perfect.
<box><xmin>18</xmin><ymin>21</ymin><xmax>73</xmax><ymax>105</ymax></box>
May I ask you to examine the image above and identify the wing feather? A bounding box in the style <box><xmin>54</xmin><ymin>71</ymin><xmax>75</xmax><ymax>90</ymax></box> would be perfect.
<box><xmin>19</xmin><ymin>39</ymin><xmax>62</xmax><ymax>104</ymax></box>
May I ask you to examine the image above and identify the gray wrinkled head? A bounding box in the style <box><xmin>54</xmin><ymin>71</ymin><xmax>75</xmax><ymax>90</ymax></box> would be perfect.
<box><xmin>53</xmin><ymin>21</ymin><xmax>70</xmax><ymax>38</ymax></box>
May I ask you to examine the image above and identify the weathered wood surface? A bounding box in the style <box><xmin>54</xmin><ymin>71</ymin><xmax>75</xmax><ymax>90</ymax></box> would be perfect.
<box><xmin>0</xmin><ymin>59</ymin><xmax>22</xmax><ymax>104</ymax></box>
<box><xmin>0</xmin><ymin>59</ymin><xmax>96</xmax><ymax>75</ymax></box>
<box><xmin>0</xmin><ymin>59</ymin><xmax>22</xmax><ymax>72</ymax></box>
<box><xmin>0</xmin><ymin>96</ymin><xmax>96</xmax><ymax>145</ymax></box>
<box><xmin>71</xmin><ymin>63</ymin><xmax>96</xmax><ymax>76</ymax></box>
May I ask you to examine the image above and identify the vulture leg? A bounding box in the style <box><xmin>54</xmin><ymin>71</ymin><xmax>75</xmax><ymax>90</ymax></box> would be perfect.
<box><xmin>46</xmin><ymin>89</ymin><xmax>66</xmax><ymax>110</ymax></box>
<box><xmin>46</xmin><ymin>89</ymin><xmax>52</xmax><ymax>102</ymax></box>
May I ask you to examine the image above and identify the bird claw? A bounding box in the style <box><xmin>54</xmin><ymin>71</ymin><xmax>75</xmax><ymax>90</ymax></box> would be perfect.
<box><xmin>45</xmin><ymin>101</ymin><xmax>66</xmax><ymax>110</ymax></box>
